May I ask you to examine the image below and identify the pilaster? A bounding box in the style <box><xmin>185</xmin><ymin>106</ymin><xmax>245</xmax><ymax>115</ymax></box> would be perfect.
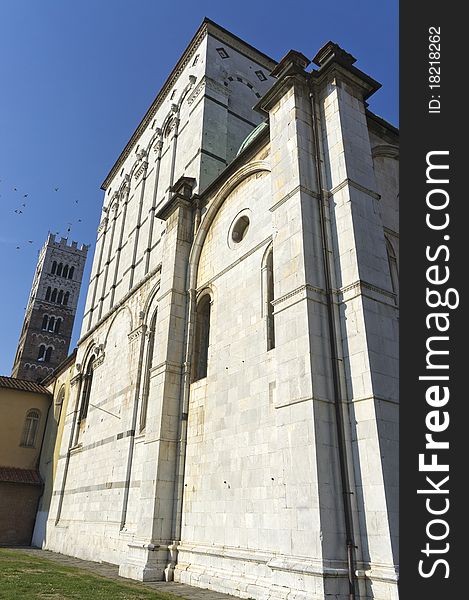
<box><xmin>313</xmin><ymin>43</ymin><xmax>399</xmax><ymax>596</ymax></box>
<box><xmin>119</xmin><ymin>177</ymin><xmax>196</xmax><ymax>581</ymax></box>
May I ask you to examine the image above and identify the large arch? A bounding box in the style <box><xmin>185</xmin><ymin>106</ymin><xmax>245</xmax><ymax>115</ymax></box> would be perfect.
<box><xmin>103</xmin><ymin>304</ymin><xmax>134</xmax><ymax>349</ymax></box>
<box><xmin>188</xmin><ymin>160</ymin><xmax>270</xmax><ymax>290</ymax></box>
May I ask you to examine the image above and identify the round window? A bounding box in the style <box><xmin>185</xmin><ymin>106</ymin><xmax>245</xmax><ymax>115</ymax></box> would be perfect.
<box><xmin>231</xmin><ymin>215</ymin><xmax>250</xmax><ymax>243</ymax></box>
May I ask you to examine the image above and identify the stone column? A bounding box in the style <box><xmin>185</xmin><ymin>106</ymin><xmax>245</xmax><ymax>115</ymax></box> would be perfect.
<box><xmin>119</xmin><ymin>177</ymin><xmax>196</xmax><ymax>581</ymax></box>
<box><xmin>129</xmin><ymin>152</ymin><xmax>149</xmax><ymax>290</ymax></box>
<box><xmin>86</xmin><ymin>211</ymin><xmax>109</xmax><ymax>330</ymax></box>
<box><xmin>109</xmin><ymin>175</ymin><xmax>131</xmax><ymax>309</ymax></box>
<box><xmin>145</xmin><ymin>136</ymin><xmax>163</xmax><ymax>274</ymax></box>
<box><xmin>313</xmin><ymin>43</ymin><xmax>399</xmax><ymax>599</ymax></box>
<box><xmin>96</xmin><ymin>201</ymin><xmax>119</xmax><ymax>322</ymax></box>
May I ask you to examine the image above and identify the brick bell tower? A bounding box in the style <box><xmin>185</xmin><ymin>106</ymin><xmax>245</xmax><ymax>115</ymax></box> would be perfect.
<box><xmin>11</xmin><ymin>234</ymin><xmax>88</xmax><ymax>382</ymax></box>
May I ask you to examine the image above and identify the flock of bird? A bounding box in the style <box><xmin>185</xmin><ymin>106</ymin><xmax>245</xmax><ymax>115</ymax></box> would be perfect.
<box><xmin>0</xmin><ymin>179</ymin><xmax>85</xmax><ymax>252</ymax></box>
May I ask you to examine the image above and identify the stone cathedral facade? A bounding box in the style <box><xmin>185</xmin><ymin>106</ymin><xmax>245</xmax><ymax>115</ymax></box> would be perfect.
<box><xmin>12</xmin><ymin>234</ymin><xmax>88</xmax><ymax>382</ymax></box>
<box><xmin>42</xmin><ymin>19</ymin><xmax>399</xmax><ymax>600</ymax></box>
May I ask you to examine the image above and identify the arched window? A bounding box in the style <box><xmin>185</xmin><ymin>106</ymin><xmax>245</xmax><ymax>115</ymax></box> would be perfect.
<box><xmin>48</xmin><ymin>316</ymin><xmax>55</xmax><ymax>332</ymax></box>
<box><xmin>37</xmin><ymin>345</ymin><xmax>46</xmax><ymax>361</ymax></box>
<box><xmin>45</xmin><ymin>346</ymin><xmax>53</xmax><ymax>362</ymax></box>
<box><xmin>68</xmin><ymin>266</ymin><xmax>74</xmax><ymax>280</ymax></box>
<box><xmin>41</xmin><ymin>315</ymin><xmax>48</xmax><ymax>330</ymax></box>
<box><xmin>263</xmin><ymin>247</ymin><xmax>276</xmax><ymax>350</ymax></box>
<box><xmin>63</xmin><ymin>292</ymin><xmax>70</xmax><ymax>306</ymax></box>
<box><xmin>192</xmin><ymin>294</ymin><xmax>211</xmax><ymax>382</ymax></box>
<box><xmin>55</xmin><ymin>386</ymin><xmax>65</xmax><ymax>421</ymax></box>
<box><xmin>55</xmin><ymin>318</ymin><xmax>62</xmax><ymax>334</ymax></box>
<box><xmin>62</xmin><ymin>265</ymin><xmax>69</xmax><ymax>279</ymax></box>
<box><xmin>51</xmin><ymin>288</ymin><xmax>57</xmax><ymax>303</ymax></box>
<box><xmin>140</xmin><ymin>311</ymin><xmax>157</xmax><ymax>431</ymax></box>
<box><xmin>45</xmin><ymin>287</ymin><xmax>51</xmax><ymax>301</ymax></box>
<box><xmin>57</xmin><ymin>290</ymin><xmax>64</xmax><ymax>304</ymax></box>
<box><xmin>57</xmin><ymin>263</ymin><xmax>63</xmax><ymax>277</ymax></box>
<box><xmin>51</xmin><ymin>261</ymin><xmax>57</xmax><ymax>275</ymax></box>
<box><xmin>79</xmin><ymin>355</ymin><xmax>95</xmax><ymax>421</ymax></box>
<box><xmin>386</xmin><ymin>236</ymin><xmax>399</xmax><ymax>303</ymax></box>
<box><xmin>20</xmin><ymin>409</ymin><xmax>41</xmax><ymax>447</ymax></box>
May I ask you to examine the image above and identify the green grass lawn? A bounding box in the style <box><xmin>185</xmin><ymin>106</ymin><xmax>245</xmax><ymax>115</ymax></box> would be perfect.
<box><xmin>0</xmin><ymin>549</ymin><xmax>178</xmax><ymax>600</ymax></box>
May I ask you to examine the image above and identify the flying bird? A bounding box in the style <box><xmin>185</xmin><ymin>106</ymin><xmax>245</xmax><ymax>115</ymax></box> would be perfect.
<box><xmin>23</xmin><ymin>194</ymin><xmax>28</xmax><ymax>197</ymax></box>
<box><xmin>28</xmin><ymin>241</ymin><xmax>33</xmax><ymax>244</ymax></box>
<box><xmin>13</xmin><ymin>187</ymin><xmax>17</xmax><ymax>191</ymax></box>
<box><xmin>54</xmin><ymin>187</ymin><xmax>59</xmax><ymax>192</ymax></box>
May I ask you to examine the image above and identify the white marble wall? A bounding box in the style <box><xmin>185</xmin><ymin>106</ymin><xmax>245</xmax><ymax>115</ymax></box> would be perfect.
<box><xmin>43</xmin><ymin>23</ymin><xmax>398</xmax><ymax>600</ymax></box>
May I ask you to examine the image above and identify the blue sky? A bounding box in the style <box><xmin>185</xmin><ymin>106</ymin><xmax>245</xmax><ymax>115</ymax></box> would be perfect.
<box><xmin>0</xmin><ymin>0</ymin><xmax>398</xmax><ymax>376</ymax></box>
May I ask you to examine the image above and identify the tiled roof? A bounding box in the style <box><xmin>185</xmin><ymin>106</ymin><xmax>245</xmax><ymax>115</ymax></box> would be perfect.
<box><xmin>0</xmin><ymin>466</ymin><xmax>43</xmax><ymax>485</ymax></box>
<box><xmin>0</xmin><ymin>375</ymin><xmax>51</xmax><ymax>395</ymax></box>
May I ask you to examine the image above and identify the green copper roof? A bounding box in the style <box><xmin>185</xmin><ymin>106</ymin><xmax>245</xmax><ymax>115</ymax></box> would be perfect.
<box><xmin>236</xmin><ymin>121</ymin><xmax>269</xmax><ymax>156</ymax></box>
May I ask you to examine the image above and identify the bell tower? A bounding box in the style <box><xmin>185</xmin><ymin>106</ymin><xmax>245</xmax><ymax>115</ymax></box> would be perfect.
<box><xmin>11</xmin><ymin>234</ymin><xmax>88</xmax><ymax>382</ymax></box>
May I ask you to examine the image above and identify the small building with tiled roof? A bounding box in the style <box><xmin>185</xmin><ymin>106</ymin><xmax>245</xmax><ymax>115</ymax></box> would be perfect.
<box><xmin>0</xmin><ymin>374</ymin><xmax>51</xmax><ymax>545</ymax></box>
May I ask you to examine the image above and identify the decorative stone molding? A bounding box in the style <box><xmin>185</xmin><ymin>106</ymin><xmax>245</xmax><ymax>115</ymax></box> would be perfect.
<box><xmin>187</xmin><ymin>76</ymin><xmax>230</xmax><ymax>106</ymax></box>
<box><xmin>134</xmin><ymin>160</ymin><xmax>148</xmax><ymax>181</ymax></box>
<box><xmin>272</xmin><ymin>283</ymin><xmax>327</xmax><ymax>307</ymax></box>
<box><xmin>167</xmin><ymin>117</ymin><xmax>180</xmax><ymax>136</ymax></box>
<box><xmin>70</xmin><ymin>374</ymin><xmax>81</xmax><ymax>387</ymax></box>
<box><xmin>128</xmin><ymin>325</ymin><xmax>146</xmax><ymax>342</ymax></box>
<box><xmin>339</xmin><ymin>279</ymin><xmax>396</xmax><ymax>300</ymax></box>
<box><xmin>372</xmin><ymin>144</ymin><xmax>399</xmax><ymax>160</ymax></box>
<box><xmin>92</xmin><ymin>353</ymin><xmax>105</xmax><ymax>370</ymax></box>
<box><xmin>329</xmin><ymin>177</ymin><xmax>381</xmax><ymax>201</ymax></box>
<box><xmin>97</xmin><ymin>218</ymin><xmax>108</xmax><ymax>234</ymax></box>
<box><xmin>119</xmin><ymin>174</ymin><xmax>131</xmax><ymax>196</ymax></box>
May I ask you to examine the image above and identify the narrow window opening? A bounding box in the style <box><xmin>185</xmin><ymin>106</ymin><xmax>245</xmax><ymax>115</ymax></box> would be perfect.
<box><xmin>266</xmin><ymin>249</ymin><xmax>276</xmax><ymax>350</ymax></box>
<box><xmin>68</xmin><ymin>266</ymin><xmax>74</xmax><ymax>280</ymax></box>
<box><xmin>51</xmin><ymin>261</ymin><xmax>57</xmax><ymax>275</ymax></box>
<box><xmin>57</xmin><ymin>263</ymin><xmax>63</xmax><ymax>277</ymax></box>
<box><xmin>37</xmin><ymin>345</ymin><xmax>46</xmax><ymax>361</ymax></box>
<box><xmin>55</xmin><ymin>318</ymin><xmax>62</xmax><ymax>334</ymax></box>
<box><xmin>20</xmin><ymin>409</ymin><xmax>41</xmax><ymax>447</ymax></box>
<box><xmin>45</xmin><ymin>287</ymin><xmax>51</xmax><ymax>301</ymax></box>
<box><xmin>193</xmin><ymin>294</ymin><xmax>211</xmax><ymax>381</ymax></box>
<box><xmin>41</xmin><ymin>315</ymin><xmax>48</xmax><ymax>330</ymax></box>
<box><xmin>45</xmin><ymin>346</ymin><xmax>52</xmax><ymax>362</ymax></box>
<box><xmin>63</xmin><ymin>265</ymin><xmax>69</xmax><ymax>278</ymax></box>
